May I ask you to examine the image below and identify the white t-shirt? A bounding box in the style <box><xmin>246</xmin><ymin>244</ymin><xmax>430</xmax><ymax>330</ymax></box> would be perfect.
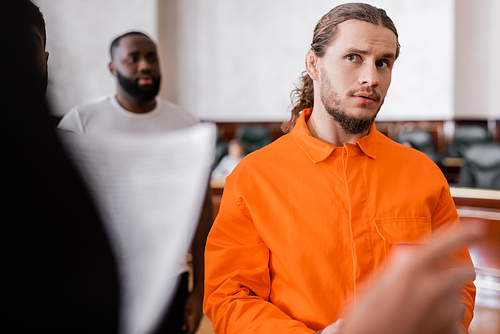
<box><xmin>58</xmin><ymin>94</ymin><xmax>199</xmax><ymax>275</ymax></box>
<box><xmin>58</xmin><ymin>94</ymin><xmax>198</xmax><ymax>134</ymax></box>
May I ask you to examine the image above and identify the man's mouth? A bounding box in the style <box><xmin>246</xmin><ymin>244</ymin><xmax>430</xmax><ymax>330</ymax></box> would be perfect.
<box><xmin>352</xmin><ymin>91</ymin><xmax>378</xmax><ymax>103</ymax></box>
<box><xmin>137</xmin><ymin>76</ymin><xmax>154</xmax><ymax>86</ymax></box>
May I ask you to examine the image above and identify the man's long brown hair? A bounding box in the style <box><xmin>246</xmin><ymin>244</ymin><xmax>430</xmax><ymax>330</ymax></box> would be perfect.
<box><xmin>281</xmin><ymin>3</ymin><xmax>400</xmax><ymax>133</ymax></box>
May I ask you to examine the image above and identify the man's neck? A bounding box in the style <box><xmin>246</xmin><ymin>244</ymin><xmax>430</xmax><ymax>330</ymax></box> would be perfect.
<box><xmin>306</xmin><ymin>105</ymin><xmax>370</xmax><ymax>147</ymax></box>
<box><xmin>116</xmin><ymin>93</ymin><xmax>156</xmax><ymax>114</ymax></box>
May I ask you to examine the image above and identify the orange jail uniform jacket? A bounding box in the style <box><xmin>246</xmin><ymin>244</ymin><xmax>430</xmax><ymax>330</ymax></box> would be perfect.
<box><xmin>204</xmin><ymin>108</ymin><xmax>476</xmax><ymax>334</ymax></box>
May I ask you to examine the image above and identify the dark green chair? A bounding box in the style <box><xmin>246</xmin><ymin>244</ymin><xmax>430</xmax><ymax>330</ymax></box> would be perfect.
<box><xmin>235</xmin><ymin>125</ymin><xmax>271</xmax><ymax>153</ymax></box>
<box><xmin>458</xmin><ymin>142</ymin><xmax>500</xmax><ymax>189</ymax></box>
<box><xmin>446</xmin><ymin>125</ymin><xmax>490</xmax><ymax>158</ymax></box>
<box><xmin>397</xmin><ymin>129</ymin><xmax>440</xmax><ymax>166</ymax></box>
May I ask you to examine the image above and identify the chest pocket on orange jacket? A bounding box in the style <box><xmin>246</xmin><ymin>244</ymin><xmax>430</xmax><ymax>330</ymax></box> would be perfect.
<box><xmin>375</xmin><ymin>217</ymin><xmax>432</xmax><ymax>259</ymax></box>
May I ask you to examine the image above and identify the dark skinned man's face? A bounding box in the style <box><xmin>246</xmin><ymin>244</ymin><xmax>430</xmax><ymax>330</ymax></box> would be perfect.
<box><xmin>111</xmin><ymin>34</ymin><xmax>161</xmax><ymax>103</ymax></box>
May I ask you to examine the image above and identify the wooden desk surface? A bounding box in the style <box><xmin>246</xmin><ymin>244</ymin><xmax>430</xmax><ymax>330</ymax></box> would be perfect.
<box><xmin>450</xmin><ymin>187</ymin><xmax>500</xmax><ymax>200</ymax></box>
<box><xmin>442</xmin><ymin>157</ymin><xmax>465</xmax><ymax>167</ymax></box>
<box><xmin>210</xmin><ymin>179</ymin><xmax>225</xmax><ymax>189</ymax></box>
<box><xmin>450</xmin><ymin>187</ymin><xmax>500</xmax><ymax>209</ymax></box>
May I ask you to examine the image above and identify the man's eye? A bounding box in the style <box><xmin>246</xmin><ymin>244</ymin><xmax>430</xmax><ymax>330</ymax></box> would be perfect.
<box><xmin>346</xmin><ymin>54</ymin><xmax>359</xmax><ymax>61</ymax></box>
<box><xmin>376</xmin><ymin>60</ymin><xmax>389</xmax><ymax>68</ymax></box>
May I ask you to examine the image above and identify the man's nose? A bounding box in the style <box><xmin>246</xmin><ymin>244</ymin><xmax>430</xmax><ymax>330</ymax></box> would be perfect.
<box><xmin>137</xmin><ymin>58</ymin><xmax>152</xmax><ymax>73</ymax></box>
<box><xmin>359</xmin><ymin>63</ymin><xmax>380</xmax><ymax>87</ymax></box>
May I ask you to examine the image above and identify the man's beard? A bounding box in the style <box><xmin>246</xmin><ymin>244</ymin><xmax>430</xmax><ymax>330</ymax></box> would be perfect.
<box><xmin>117</xmin><ymin>70</ymin><xmax>161</xmax><ymax>104</ymax></box>
<box><xmin>319</xmin><ymin>69</ymin><xmax>382</xmax><ymax>135</ymax></box>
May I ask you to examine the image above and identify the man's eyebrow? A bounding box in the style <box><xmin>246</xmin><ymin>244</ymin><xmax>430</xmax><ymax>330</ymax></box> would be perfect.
<box><xmin>126</xmin><ymin>50</ymin><xmax>157</xmax><ymax>56</ymax></box>
<box><xmin>344</xmin><ymin>48</ymin><xmax>395</xmax><ymax>60</ymax></box>
<box><xmin>344</xmin><ymin>48</ymin><xmax>368</xmax><ymax>55</ymax></box>
<box><xmin>380</xmin><ymin>52</ymin><xmax>396</xmax><ymax>60</ymax></box>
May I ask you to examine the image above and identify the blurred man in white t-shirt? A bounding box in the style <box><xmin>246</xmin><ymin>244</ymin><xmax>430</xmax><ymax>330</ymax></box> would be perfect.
<box><xmin>58</xmin><ymin>31</ymin><xmax>212</xmax><ymax>334</ymax></box>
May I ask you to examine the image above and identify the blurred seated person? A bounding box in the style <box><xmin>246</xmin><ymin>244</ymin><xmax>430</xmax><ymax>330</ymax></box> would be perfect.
<box><xmin>211</xmin><ymin>139</ymin><xmax>245</xmax><ymax>180</ymax></box>
<box><xmin>401</xmin><ymin>141</ymin><xmax>413</xmax><ymax>148</ymax></box>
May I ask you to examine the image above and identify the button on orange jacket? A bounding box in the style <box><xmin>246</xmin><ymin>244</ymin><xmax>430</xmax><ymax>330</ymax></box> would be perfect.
<box><xmin>204</xmin><ymin>109</ymin><xmax>475</xmax><ymax>333</ymax></box>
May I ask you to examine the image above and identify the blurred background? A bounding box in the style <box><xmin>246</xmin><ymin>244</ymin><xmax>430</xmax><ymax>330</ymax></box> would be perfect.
<box><xmin>35</xmin><ymin>0</ymin><xmax>499</xmax><ymax>122</ymax></box>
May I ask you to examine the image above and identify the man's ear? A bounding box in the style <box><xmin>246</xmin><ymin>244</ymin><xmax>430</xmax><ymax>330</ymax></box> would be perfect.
<box><xmin>305</xmin><ymin>50</ymin><xmax>319</xmax><ymax>81</ymax></box>
<box><xmin>109</xmin><ymin>61</ymin><xmax>116</xmax><ymax>77</ymax></box>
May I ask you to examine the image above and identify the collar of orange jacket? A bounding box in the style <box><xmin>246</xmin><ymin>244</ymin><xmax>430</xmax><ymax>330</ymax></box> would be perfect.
<box><xmin>292</xmin><ymin>108</ymin><xmax>379</xmax><ymax>164</ymax></box>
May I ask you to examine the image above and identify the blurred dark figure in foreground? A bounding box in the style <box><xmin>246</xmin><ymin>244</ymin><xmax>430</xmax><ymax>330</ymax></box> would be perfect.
<box><xmin>1</xmin><ymin>1</ymin><xmax>120</xmax><ymax>332</ymax></box>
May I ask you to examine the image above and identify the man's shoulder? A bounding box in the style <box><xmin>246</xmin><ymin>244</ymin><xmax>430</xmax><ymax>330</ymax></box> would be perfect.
<box><xmin>155</xmin><ymin>97</ymin><xmax>199</xmax><ymax>125</ymax></box>
<box><xmin>224</xmin><ymin>135</ymin><xmax>293</xmax><ymax>194</ymax></box>
<box><xmin>374</xmin><ymin>130</ymin><xmax>444</xmax><ymax>176</ymax></box>
<box><xmin>71</xmin><ymin>94</ymin><xmax>114</xmax><ymax>114</ymax></box>
<box><xmin>57</xmin><ymin>95</ymin><xmax>115</xmax><ymax>134</ymax></box>
<box><xmin>375</xmin><ymin>130</ymin><xmax>423</xmax><ymax>155</ymax></box>
<box><xmin>155</xmin><ymin>97</ymin><xmax>181</xmax><ymax>111</ymax></box>
<box><xmin>233</xmin><ymin>133</ymin><xmax>294</xmax><ymax>171</ymax></box>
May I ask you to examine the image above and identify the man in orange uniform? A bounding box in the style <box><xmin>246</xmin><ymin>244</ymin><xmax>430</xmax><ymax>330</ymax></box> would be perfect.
<box><xmin>204</xmin><ymin>3</ymin><xmax>475</xmax><ymax>333</ymax></box>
